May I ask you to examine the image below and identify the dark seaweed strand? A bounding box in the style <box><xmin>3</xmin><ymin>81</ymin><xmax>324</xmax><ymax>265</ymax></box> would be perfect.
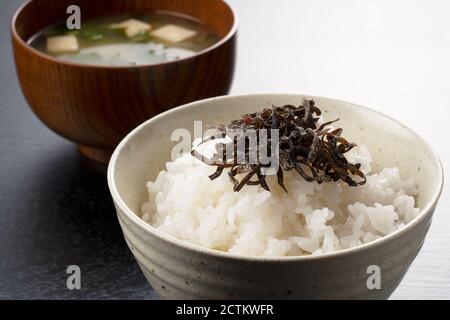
<box><xmin>191</xmin><ymin>99</ymin><xmax>367</xmax><ymax>192</ymax></box>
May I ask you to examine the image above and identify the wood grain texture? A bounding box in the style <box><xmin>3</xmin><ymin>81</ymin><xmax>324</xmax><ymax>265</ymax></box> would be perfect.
<box><xmin>11</xmin><ymin>0</ymin><xmax>237</xmax><ymax>162</ymax></box>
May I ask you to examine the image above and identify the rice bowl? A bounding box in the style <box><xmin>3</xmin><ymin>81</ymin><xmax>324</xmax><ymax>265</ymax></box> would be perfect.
<box><xmin>108</xmin><ymin>94</ymin><xmax>443</xmax><ymax>299</ymax></box>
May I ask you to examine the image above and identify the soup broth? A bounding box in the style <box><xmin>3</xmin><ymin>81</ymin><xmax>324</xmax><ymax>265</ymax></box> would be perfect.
<box><xmin>29</xmin><ymin>12</ymin><xmax>221</xmax><ymax>66</ymax></box>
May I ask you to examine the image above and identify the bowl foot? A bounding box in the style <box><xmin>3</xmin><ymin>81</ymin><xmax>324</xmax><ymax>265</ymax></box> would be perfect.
<box><xmin>77</xmin><ymin>144</ymin><xmax>113</xmax><ymax>164</ymax></box>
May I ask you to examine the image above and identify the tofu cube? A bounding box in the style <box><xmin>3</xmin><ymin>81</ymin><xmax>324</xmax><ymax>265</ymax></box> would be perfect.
<box><xmin>110</xmin><ymin>19</ymin><xmax>151</xmax><ymax>38</ymax></box>
<box><xmin>46</xmin><ymin>35</ymin><xmax>79</xmax><ymax>54</ymax></box>
<box><xmin>151</xmin><ymin>24</ymin><xmax>197</xmax><ymax>43</ymax></box>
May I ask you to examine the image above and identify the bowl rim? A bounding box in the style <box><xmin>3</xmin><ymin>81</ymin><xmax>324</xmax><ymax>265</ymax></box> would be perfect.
<box><xmin>107</xmin><ymin>93</ymin><xmax>444</xmax><ymax>262</ymax></box>
<box><xmin>10</xmin><ymin>0</ymin><xmax>238</xmax><ymax>69</ymax></box>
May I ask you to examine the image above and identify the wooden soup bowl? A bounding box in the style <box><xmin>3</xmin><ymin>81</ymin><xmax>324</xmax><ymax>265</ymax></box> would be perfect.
<box><xmin>11</xmin><ymin>0</ymin><xmax>237</xmax><ymax>163</ymax></box>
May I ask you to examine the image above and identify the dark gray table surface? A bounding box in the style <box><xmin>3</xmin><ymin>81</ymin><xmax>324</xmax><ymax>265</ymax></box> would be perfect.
<box><xmin>1</xmin><ymin>0</ymin><xmax>450</xmax><ymax>299</ymax></box>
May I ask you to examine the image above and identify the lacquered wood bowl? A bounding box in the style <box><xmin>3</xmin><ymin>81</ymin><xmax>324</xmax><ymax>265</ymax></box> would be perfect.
<box><xmin>11</xmin><ymin>0</ymin><xmax>237</xmax><ymax>163</ymax></box>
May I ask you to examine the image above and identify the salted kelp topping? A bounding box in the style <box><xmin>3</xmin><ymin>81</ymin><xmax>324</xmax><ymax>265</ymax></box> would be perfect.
<box><xmin>191</xmin><ymin>99</ymin><xmax>366</xmax><ymax>192</ymax></box>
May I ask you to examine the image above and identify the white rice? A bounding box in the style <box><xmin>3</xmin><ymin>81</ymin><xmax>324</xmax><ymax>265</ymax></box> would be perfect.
<box><xmin>141</xmin><ymin>144</ymin><xmax>419</xmax><ymax>257</ymax></box>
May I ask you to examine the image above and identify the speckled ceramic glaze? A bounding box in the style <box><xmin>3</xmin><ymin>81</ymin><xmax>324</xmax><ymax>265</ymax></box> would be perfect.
<box><xmin>108</xmin><ymin>94</ymin><xmax>443</xmax><ymax>299</ymax></box>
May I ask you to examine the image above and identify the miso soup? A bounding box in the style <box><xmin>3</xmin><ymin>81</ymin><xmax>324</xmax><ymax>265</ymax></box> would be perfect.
<box><xmin>28</xmin><ymin>12</ymin><xmax>221</xmax><ymax>66</ymax></box>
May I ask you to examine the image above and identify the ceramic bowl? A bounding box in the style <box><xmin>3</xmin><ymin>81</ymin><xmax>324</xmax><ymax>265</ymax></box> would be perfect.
<box><xmin>11</xmin><ymin>0</ymin><xmax>237</xmax><ymax>163</ymax></box>
<box><xmin>108</xmin><ymin>94</ymin><xmax>443</xmax><ymax>299</ymax></box>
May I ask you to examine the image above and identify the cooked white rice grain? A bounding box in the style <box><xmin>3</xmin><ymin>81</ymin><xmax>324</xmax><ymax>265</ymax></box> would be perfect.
<box><xmin>141</xmin><ymin>145</ymin><xmax>420</xmax><ymax>257</ymax></box>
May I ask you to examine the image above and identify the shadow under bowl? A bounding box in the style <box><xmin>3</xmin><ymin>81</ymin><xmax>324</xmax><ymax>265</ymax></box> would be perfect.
<box><xmin>108</xmin><ymin>94</ymin><xmax>443</xmax><ymax>299</ymax></box>
<box><xmin>11</xmin><ymin>0</ymin><xmax>237</xmax><ymax>163</ymax></box>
